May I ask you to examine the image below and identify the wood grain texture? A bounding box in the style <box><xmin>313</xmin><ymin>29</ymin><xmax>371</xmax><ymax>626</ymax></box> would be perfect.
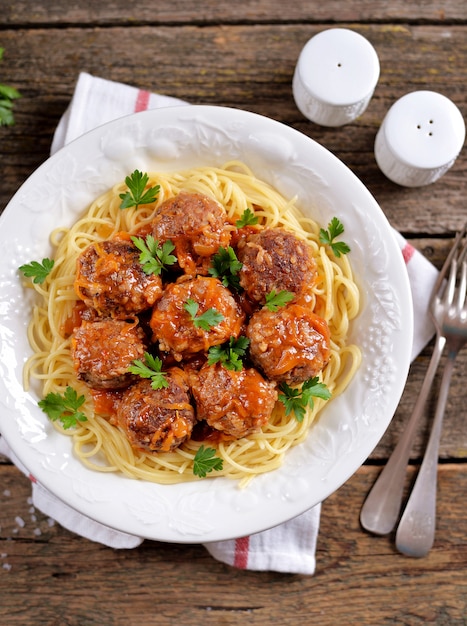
<box><xmin>2</xmin><ymin>0</ymin><xmax>467</xmax><ymax>25</ymax></box>
<box><xmin>1</xmin><ymin>24</ymin><xmax>466</xmax><ymax>231</ymax></box>
<box><xmin>1</xmin><ymin>2</ymin><xmax>466</xmax><ymax>622</ymax></box>
<box><xmin>0</xmin><ymin>464</ymin><xmax>466</xmax><ymax>625</ymax></box>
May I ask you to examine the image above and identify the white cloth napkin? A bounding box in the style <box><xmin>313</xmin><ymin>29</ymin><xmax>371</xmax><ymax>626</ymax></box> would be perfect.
<box><xmin>0</xmin><ymin>72</ymin><xmax>438</xmax><ymax>574</ymax></box>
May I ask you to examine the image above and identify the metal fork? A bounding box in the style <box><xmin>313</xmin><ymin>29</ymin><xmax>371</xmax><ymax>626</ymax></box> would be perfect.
<box><xmin>360</xmin><ymin>223</ymin><xmax>467</xmax><ymax>536</ymax></box>
<box><xmin>395</xmin><ymin>228</ymin><xmax>467</xmax><ymax>557</ymax></box>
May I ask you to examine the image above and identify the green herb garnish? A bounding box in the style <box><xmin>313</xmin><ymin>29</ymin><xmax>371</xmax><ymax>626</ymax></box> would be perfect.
<box><xmin>0</xmin><ymin>48</ymin><xmax>21</xmax><ymax>127</ymax></box>
<box><xmin>184</xmin><ymin>299</ymin><xmax>224</xmax><ymax>331</ymax></box>
<box><xmin>19</xmin><ymin>258</ymin><xmax>55</xmax><ymax>284</ymax></box>
<box><xmin>131</xmin><ymin>235</ymin><xmax>176</xmax><ymax>275</ymax></box>
<box><xmin>128</xmin><ymin>352</ymin><xmax>169</xmax><ymax>389</ymax></box>
<box><xmin>236</xmin><ymin>208</ymin><xmax>258</xmax><ymax>228</ymax></box>
<box><xmin>119</xmin><ymin>170</ymin><xmax>160</xmax><ymax>209</ymax></box>
<box><xmin>278</xmin><ymin>377</ymin><xmax>331</xmax><ymax>422</ymax></box>
<box><xmin>207</xmin><ymin>336</ymin><xmax>250</xmax><ymax>371</ymax></box>
<box><xmin>319</xmin><ymin>217</ymin><xmax>350</xmax><ymax>257</ymax></box>
<box><xmin>38</xmin><ymin>386</ymin><xmax>87</xmax><ymax>430</ymax></box>
<box><xmin>264</xmin><ymin>289</ymin><xmax>295</xmax><ymax>312</ymax></box>
<box><xmin>208</xmin><ymin>246</ymin><xmax>243</xmax><ymax>290</ymax></box>
<box><xmin>193</xmin><ymin>445</ymin><xmax>224</xmax><ymax>478</ymax></box>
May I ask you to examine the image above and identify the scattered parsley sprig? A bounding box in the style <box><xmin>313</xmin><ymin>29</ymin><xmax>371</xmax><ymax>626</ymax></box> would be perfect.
<box><xmin>131</xmin><ymin>235</ymin><xmax>176</xmax><ymax>275</ymax></box>
<box><xmin>207</xmin><ymin>336</ymin><xmax>250</xmax><ymax>371</ymax></box>
<box><xmin>119</xmin><ymin>170</ymin><xmax>160</xmax><ymax>209</ymax></box>
<box><xmin>0</xmin><ymin>48</ymin><xmax>21</xmax><ymax>127</ymax></box>
<box><xmin>319</xmin><ymin>217</ymin><xmax>350</xmax><ymax>258</ymax></box>
<box><xmin>18</xmin><ymin>258</ymin><xmax>55</xmax><ymax>284</ymax></box>
<box><xmin>128</xmin><ymin>352</ymin><xmax>169</xmax><ymax>389</ymax></box>
<box><xmin>184</xmin><ymin>299</ymin><xmax>224</xmax><ymax>331</ymax></box>
<box><xmin>264</xmin><ymin>289</ymin><xmax>294</xmax><ymax>312</ymax></box>
<box><xmin>38</xmin><ymin>386</ymin><xmax>87</xmax><ymax>430</ymax></box>
<box><xmin>209</xmin><ymin>246</ymin><xmax>243</xmax><ymax>291</ymax></box>
<box><xmin>278</xmin><ymin>377</ymin><xmax>331</xmax><ymax>422</ymax></box>
<box><xmin>193</xmin><ymin>445</ymin><xmax>224</xmax><ymax>478</ymax></box>
<box><xmin>236</xmin><ymin>207</ymin><xmax>258</xmax><ymax>228</ymax></box>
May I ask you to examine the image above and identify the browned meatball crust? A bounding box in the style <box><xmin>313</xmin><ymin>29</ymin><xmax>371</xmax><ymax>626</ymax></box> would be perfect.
<box><xmin>247</xmin><ymin>303</ymin><xmax>330</xmax><ymax>384</ymax></box>
<box><xmin>237</xmin><ymin>228</ymin><xmax>317</xmax><ymax>304</ymax></box>
<box><xmin>71</xmin><ymin>319</ymin><xmax>147</xmax><ymax>390</ymax></box>
<box><xmin>151</xmin><ymin>192</ymin><xmax>232</xmax><ymax>275</ymax></box>
<box><xmin>191</xmin><ymin>362</ymin><xmax>277</xmax><ymax>439</ymax></box>
<box><xmin>150</xmin><ymin>276</ymin><xmax>245</xmax><ymax>360</ymax></box>
<box><xmin>75</xmin><ymin>236</ymin><xmax>162</xmax><ymax>317</ymax></box>
<box><xmin>117</xmin><ymin>369</ymin><xmax>196</xmax><ymax>453</ymax></box>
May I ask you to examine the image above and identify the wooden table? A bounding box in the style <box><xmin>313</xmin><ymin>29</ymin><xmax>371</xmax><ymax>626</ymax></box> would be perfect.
<box><xmin>1</xmin><ymin>2</ymin><xmax>466</xmax><ymax>623</ymax></box>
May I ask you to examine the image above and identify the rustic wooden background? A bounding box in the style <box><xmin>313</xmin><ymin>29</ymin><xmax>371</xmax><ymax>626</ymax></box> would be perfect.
<box><xmin>1</xmin><ymin>1</ymin><xmax>466</xmax><ymax>624</ymax></box>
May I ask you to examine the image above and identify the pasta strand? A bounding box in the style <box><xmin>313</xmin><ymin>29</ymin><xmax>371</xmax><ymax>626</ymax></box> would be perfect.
<box><xmin>24</xmin><ymin>162</ymin><xmax>361</xmax><ymax>485</ymax></box>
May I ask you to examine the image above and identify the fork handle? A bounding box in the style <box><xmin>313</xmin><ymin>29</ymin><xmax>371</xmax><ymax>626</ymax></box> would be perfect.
<box><xmin>395</xmin><ymin>351</ymin><xmax>455</xmax><ymax>557</ymax></box>
<box><xmin>360</xmin><ymin>334</ymin><xmax>445</xmax><ymax>535</ymax></box>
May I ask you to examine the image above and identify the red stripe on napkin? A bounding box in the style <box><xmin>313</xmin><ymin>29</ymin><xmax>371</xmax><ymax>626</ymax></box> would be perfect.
<box><xmin>134</xmin><ymin>89</ymin><xmax>151</xmax><ymax>112</ymax></box>
<box><xmin>233</xmin><ymin>536</ymin><xmax>250</xmax><ymax>568</ymax></box>
<box><xmin>402</xmin><ymin>241</ymin><xmax>415</xmax><ymax>264</ymax></box>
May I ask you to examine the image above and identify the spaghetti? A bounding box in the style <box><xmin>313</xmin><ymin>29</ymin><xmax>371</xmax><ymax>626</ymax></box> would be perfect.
<box><xmin>23</xmin><ymin>161</ymin><xmax>361</xmax><ymax>486</ymax></box>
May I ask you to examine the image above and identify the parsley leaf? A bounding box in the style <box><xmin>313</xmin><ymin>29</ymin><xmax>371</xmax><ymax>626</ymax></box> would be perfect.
<box><xmin>19</xmin><ymin>258</ymin><xmax>55</xmax><ymax>284</ymax></box>
<box><xmin>128</xmin><ymin>352</ymin><xmax>169</xmax><ymax>389</ymax></box>
<box><xmin>119</xmin><ymin>170</ymin><xmax>160</xmax><ymax>209</ymax></box>
<box><xmin>184</xmin><ymin>299</ymin><xmax>224</xmax><ymax>331</ymax></box>
<box><xmin>193</xmin><ymin>445</ymin><xmax>224</xmax><ymax>478</ymax></box>
<box><xmin>131</xmin><ymin>235</ymin><xmax>176</xmax><ymax>275</ymax></box>
<box><xmin>236</xmin><ymin>208</ymin><xmax>258</xmax><ymax>227</ymax></box>
<box><xmin>0</xmin><ymin>48</ymin><xmax>21</xmax><ymax>127</ymax></box>
<box><xmin>38</xmin><ymin>386</ymin><xmax>87</xmax><ymax>429</ymax></box>
<box><xmin>278</xmin><ymin>377</ymin><xmax>331</xmax><ymax>422</ymax></box>
<box><xmin>319</xmin><ymin>217</ymin><xmax>351</xmax><ymax>257</ymax></box>
<box><xmin>207</xmin><ymin>336</ymin><xmax>250</xmax><ymax>371</ymax></box>
<box><xmin>264</xmin><ymin>289</ymin><xmax>295</xmax><ymax>312</ymax></box>
<box><xmin>208</xmin><ymin>246</ymin><xmax>243</xmax><ymax>290</ymax></box>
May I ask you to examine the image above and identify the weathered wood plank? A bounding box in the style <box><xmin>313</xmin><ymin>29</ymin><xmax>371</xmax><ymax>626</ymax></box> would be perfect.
<box><xmin>0</xmin><ymin>463</ymin><xmax>465</xmax><ymax>625</ymax></box>
<box><xmin>1</xmin><ymin>6</ymin><xmax>466</xmax><ymax>624</ymax></box>
<box><xmin>2</xmin><ymin>0</ymin><xmax>467</xmax><ymax>26</ymax></box>
<box><xmin>372</xmin><ymin>236</ymin><xmax>467</xmax><ymax>462</ymax></box>
<box><xmin>1</xmin><ymin>24</ymin><xmax>466</xmax><ymax>234</ymax></box>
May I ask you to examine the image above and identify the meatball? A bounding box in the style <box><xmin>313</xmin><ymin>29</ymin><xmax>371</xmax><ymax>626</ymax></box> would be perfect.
<box><xmin>75</xmin><ymin>237</ymin><xmax>162</xmax><ymax>317</ymax></box>
<box><xmin>247</xmin><ymin>303</ymin><xmax>330</xmax><ymax>384</ymax></box>
<box><xmin>151</xmin><ymin>192</ymin><xmax>232</xmax><ymax>275</ymax></box>
<box><xmin>237</xmin><ymin>228</ymin><xmax>317</xmax><ymax>304</ymax></box>
<box><xmin>71</xmin><ymin>319</ymin><xmax>147</xmax><ymax>390</ymax></box>
<box><xmin>191</xmin><ymin>363</ymin><xmax>277</xmax><ymax>439</ymax></box>
<box><xmin>150</xmin><ymin>276</ymin><xmax>245</xmax><ymax>360</ymax></box>
<box><xmin>116</xmin><ymin>370</ymin><xmax>196</xmax><ymax>453</ymax></box>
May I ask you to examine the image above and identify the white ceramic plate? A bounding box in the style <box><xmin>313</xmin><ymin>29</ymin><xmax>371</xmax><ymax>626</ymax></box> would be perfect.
<box><xmin>0</xmin><ymin>106</ymin><xmax>413</xmax><ymax>543</ymax></box>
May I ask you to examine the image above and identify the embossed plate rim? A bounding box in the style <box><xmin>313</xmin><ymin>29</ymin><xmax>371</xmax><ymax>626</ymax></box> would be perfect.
<box><xmin>0</xmin><ymin>105</ymin><xmax>413</xmax><ymax>543</ymax></box>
